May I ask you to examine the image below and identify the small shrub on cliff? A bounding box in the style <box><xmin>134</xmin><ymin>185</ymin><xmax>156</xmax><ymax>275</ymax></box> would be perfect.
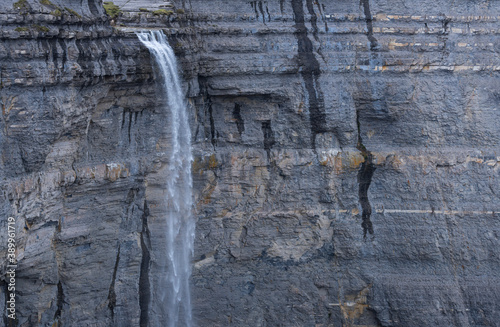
<box><xmin>176</xmin><ymin>9</ymin><xmax>185</xmax><ymax>14</ymax></box>
<box><xmin>139</xmin><ymin>8</ymin><xmax>149</xmax><ymax>12</ymax></box>
<box><xmin>103</xmin><ymin>2</ymin><xmax>121</xmax><ymax>18</ymax></box>
<box><xmin>51</xmin><ymin>9</ymin><xmax>62</xmax><ymax>17</ymax></box>
<box><xmin>207</xmin><ymin>154</ymin><xmax>218</xmax><ymax>169</ymax></box>
<box><xmin>33</xmin><ymin>25</ymin><xmax>50</xmax><ymax>33</ymax></box>
<box><xmin>14</xmin><ymin>27</ymin><xmax>29</xmax><ymax>32</ymax></box>
<box><xmin>40</xmin><ymin>0</ymin><xmax>63</xmax><ymax>16</ymax></box>
<box><xmin>64</xmin><ymin>7</ymin><xmax>82</xmax><ymax>18</ymax></box>
<box><xmin>153</xmin><ymin>9</ymin><xmax>173</xmax><ymax>16</ymax></box>
<box><xmin>13</xmin><ymin>0</ymin><xmax>30</xmax><ymax>11</ymax></box>
<box><xmin>15</xmin><ymin>25</ymin><xmax>50</xmax><ymax>33</ymax></box>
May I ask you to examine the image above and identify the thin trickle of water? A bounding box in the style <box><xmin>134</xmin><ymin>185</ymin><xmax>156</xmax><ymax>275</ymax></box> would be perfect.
<box><xmin>137</xmin><ymin>30</ymin><xmax>195</xmax><ymax>327</ymax></box>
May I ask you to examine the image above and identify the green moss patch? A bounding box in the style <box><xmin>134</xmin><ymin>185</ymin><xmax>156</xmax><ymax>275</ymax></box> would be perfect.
<box><xmin>33</xmin><ymin>25</ymin><xmax>49</xmax><ymax>32</ymax></box>
<box><xmin>14</xmin><ymin>27</ymin><xmax>29</xmax><ymax>32</ymax></box>
<box><xmin>152</xmin><ymin>9</ymin><xmax>173</xmax><ymax>16</ymax></box>
<box><xmin>14</xmin><ymin>25</ymin><xmax>50</xmax><ymax>33</ymax></box>
<box><xmin>13</xmin><ymin>0</ymin><xmax>30</xmax><ymax>11</ymax></box>
<box><xmin>64</xmin><ymin>7</ymin><xmax>82</xmax><ymax>18</ymax></box>
<box><xmin>51</xmin><ymin>9</ymin><xmax>62</xmax><ymax>16</ymax></box>
<box><xmin>103</xmin><ymin>2</ymin><xmax>121</xmax><ymax>18</ymax></box>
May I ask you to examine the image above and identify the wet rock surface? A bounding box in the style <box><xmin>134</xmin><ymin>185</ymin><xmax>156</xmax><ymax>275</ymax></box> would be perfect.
<box><xmin>0</xmin><ymin>0</ymin><xmax>499</xmax><ymax>326</ymax></box>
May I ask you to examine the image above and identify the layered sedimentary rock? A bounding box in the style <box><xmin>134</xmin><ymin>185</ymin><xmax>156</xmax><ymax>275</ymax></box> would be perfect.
<box><xmin>0</xmin><ymin>0</ymin><xmax>499</xmax><ymax>326</ymax></box>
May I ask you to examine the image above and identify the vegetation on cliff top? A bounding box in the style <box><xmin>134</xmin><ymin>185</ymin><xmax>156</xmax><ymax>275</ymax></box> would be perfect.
<box><xmin>153</xmin><ymin>9</ymin><xmax>174</xmax><ymax>16</ymax></box>
<box><xmin>51</xmin><ymin>9</ymin><xmax>62</xmax><ymax>16</ymax></box>
<box><xmin>64</xmin><ymin>7</ymin><xmax>82</xmax><ymax>18</ymax></box>
<box><xmin>103</xmin><ymin>2</ymin><xmax>121</xmax><ymax>18</ymax></box>
<box><xmin>14</xmin><ymin>25</ymin><xmax>50</xmax><ymax>33</ymax></box>
<box><xmin>38</xmin><ymin>0</ymin><xmax>63</xmax><ymax>17</ymax></box>
<box><xmin>13</xmin><ymin>0</ymin><xmax>30</xmax><ymax>11</ymax></box>
<box><xmin>40</xmin><ymin>0</ymin><xmax>54</xmax><ymax>6</ymax></box>
<box><xmin>33</xmin><ymin>24</ymin><xmax>50</xmax><ymax>32</ymax></box>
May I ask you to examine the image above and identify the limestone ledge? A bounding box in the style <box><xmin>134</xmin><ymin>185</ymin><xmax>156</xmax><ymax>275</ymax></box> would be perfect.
<box><xmin>4</xmin><ymin>147</ymin><xmax>498</xmax><ymax>201</ymax></box>
<box><xmin>2</xmin><ymin>163</ymin><xmax>132</xmax><ymax>200</ymax></box>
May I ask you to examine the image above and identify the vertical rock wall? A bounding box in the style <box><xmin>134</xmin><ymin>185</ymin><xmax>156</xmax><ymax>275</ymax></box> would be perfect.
<box><xmin>183</xmin><ymin>1</ymin><xmax>500</xmax><ymax>326</ymax></box>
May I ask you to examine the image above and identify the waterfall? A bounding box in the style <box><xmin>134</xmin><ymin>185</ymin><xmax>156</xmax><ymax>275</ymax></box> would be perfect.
<box><xmin>137</xmin><ymin>30</ymin><xmax>195</xmax><ymax>327</ymax></box>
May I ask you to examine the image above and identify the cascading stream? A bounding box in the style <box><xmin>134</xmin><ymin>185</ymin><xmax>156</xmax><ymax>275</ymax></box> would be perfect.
<box><xmin>137</xmin><ymin>30</ymin><xmax>195</xmax><ymax>327</ymax></box>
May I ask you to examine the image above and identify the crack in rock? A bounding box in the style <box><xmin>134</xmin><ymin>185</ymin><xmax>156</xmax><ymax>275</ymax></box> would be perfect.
<box><xmin>291</xmin><ymin>0</ymin><xmax>327</xmax><ymax>149</ymax></box>
<box><xmin>54</xmin><ymin>281</ymin><xmax>64</xmax><ymax>325</ymax></box>
<box><xmin>356</xmin><ymin>110</ymin><xmax>375</xmax><ymax>238</ymax></box>
<box><xmin>360</xmin><ymin>0</ymin><xmax>379</xmax><ymax>50</ymax></box>
<box><xmin>107</xmin><ymin>245</ymin><xmax>121</xmax><ymax>323</ymax></box>
<box><xmin>139</xmin><ymin>200</ymin><xmax>151</xmax><ymax>327</ymax></box>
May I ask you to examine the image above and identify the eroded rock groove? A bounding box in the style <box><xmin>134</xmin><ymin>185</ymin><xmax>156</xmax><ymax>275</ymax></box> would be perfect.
<box><xmin>291</xmin><ymin>0</ymin><xmax>327</xmax><ymax>148</ymax></box>
<box><xmin>356</xmin><ymin>110</ymin><xmax>376</xmax><ymax>238</ymax></box>
<box><xmin>360</xmin><ymin>0</ymin><xmax>379</xmax><ymax>50</ymax></box>
<box><xmin>139</xmin><ymin>201</ymin><xmax>151</xmax><ymax>327</ymax></box>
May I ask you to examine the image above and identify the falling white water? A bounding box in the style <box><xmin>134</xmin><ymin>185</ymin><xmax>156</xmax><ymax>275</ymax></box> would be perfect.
<box><xmin>137</xmin><ymin>30</ymin><xmax>195</xmax><ymax>327</ymax></box>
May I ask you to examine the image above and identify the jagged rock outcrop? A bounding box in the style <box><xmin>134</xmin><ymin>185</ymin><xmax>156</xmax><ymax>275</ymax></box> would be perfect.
<box><xmin>0</xmin><ymin>0</ymin><xmax>499</xmax><ymax>326</ymax></box>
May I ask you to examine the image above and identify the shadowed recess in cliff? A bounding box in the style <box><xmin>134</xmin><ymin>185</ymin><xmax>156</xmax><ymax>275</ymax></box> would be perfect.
<box><xmin>250</xmin><ymin>1</ymin><xmax>271</xmax><ymax>23</ymax></box>
<box><xmin>357</xmin><ymin>1</ymin><xmax>378</xmax><ymax>238</ymax></box>
<box><xmin>54</xmin><ymin>281</ymin><xmax>64</xmax><ymax>325</ymax></box>
<box><xmin>291</xmin><ymin>0</ymin><xmax>327</xmax><ymax>149</ymax></box>
<box><xmin>261</xmin><ymin>120</ymin><xmax>275</xmax><ymax>158</ymax></box>
<box><xmin>198</xmin><ymin>78</ymin><xmax>218</xmax><ymax>147</ymax></box>
<box><xmin>139</xmin><ymin>200</ymin><xmax>151</xmax><ymax>327</ymax></box>
<box><xmin>208</xmin><ymin>95</ymin><xmax>217</xmax><ymax>147</ymax></box>
<box><xmin>313</xmin><ymin>1</ymin><xmax>329</xmax><ymax>32</ymax></box>
<box><xmin>108</xmin><ymin>245</ymin><xmax>121</xmax><ymax>323</ymax></box>
<box><xmin>356</xmin><ymin>110</ymin><xmax>375</xmax><ymax>238</ymax></box>
<box><xmin>305</xmin><ymin>0</ymin><xmax>319</xmax><ymax>41</ymax></box>
<box><xmin>305</xmin><ymin>0</ymin><xmax>327</xmax><ymax>61</ymax></box>
<box><xmin>360</xmin><ymin>0</ymin><xmax>379</xmax><ymax>50</ymax></box>
<box><xmin>233</xmin><ymin>103</ymin><xmax>245</xmax><ymax>135</ymax></box>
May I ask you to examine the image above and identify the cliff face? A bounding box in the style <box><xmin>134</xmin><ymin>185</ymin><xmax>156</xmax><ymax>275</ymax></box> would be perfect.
<box><xmin>1</xmin><ymin>0</ymin><xmax>499</xmax><ymax>326</ymax></box>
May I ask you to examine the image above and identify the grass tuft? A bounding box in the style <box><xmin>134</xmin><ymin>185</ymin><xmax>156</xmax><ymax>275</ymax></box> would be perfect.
<box><xmin>64</xmin><ymin>7</ymin><xmax>82</xmax><ymax>18</ymax></box>
<box><xmin>13</xmin><ymin>0</ymin><xmax>30</xmax><ymax>11</ymax></box>
<box><xmin>40</xmin><ymin>0</ymin><xmax>54</xmax><ymax>6</ymax></box>
<box><xmin>33</xmin><ymin>24</ymin><xmax>50</xmax><ymax>33</ymax></box>
<box><xmin>152</xmin><ymin>9</ymin><xmax>173</xmax><ymax>16</ymax></box>
<box><xmin>103</xmin><ymin>2</ymin><xmax>121</xmax><ymax>18</ymax></box>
